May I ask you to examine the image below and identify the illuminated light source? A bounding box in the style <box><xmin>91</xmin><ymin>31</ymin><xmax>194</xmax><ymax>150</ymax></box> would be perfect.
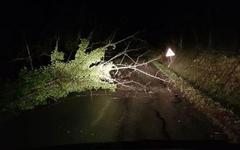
<box><xmin>165</xmin><ymin>48</ymin><xmax>175</xmax><ymax>67</ymax></box>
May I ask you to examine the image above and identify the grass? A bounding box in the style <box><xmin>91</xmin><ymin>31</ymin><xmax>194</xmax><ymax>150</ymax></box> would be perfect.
<box><xmin>152</xmin><ymin>61</ymin><xmax>240</xmax><ymax>142</ymax></box>
<box><xmin>169</xmin><ymin>49</ymin><xmax>240</xmax><ymax>115</ymax></box>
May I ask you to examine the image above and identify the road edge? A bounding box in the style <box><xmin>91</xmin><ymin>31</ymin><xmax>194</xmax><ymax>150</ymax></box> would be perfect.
<box><xmin>152</xmin><ymin>61</ymin><xmax>240</xmax><ymax>143</ymax></box>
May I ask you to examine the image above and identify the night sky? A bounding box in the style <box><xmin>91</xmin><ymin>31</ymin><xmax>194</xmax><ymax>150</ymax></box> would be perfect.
<box><xmin>0</xmin><ymin>0</ymin><xmax>240</xmax><ymax>77</ymax></box>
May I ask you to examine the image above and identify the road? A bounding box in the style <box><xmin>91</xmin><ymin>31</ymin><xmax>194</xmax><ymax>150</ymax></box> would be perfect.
<box><xmin>0</xmin><ymin>64</ymin><xmax>225</xmax><ymax>148</ymax></box>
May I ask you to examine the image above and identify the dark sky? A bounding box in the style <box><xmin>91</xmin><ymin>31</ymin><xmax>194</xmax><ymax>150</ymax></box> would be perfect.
<box><xmin>0</xmin><ymin>1</ymin><xmax>240</xmax><ymax>60</ymax></box>
<box><xmin>0</xmin><ymin>0</ymin><xmax>240</xmax><ymax>78</ymax></box>
<box><xmin>1</xmin><ymin>1</ymin><xmax>240</xmax><ymax>36</ymax></box>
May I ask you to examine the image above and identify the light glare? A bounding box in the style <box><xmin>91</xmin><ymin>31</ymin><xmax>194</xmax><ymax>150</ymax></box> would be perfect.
<box><xmin>166</xmin><ymin>48</ymin><xmax>175</xmax><ymax>57</ymax></box>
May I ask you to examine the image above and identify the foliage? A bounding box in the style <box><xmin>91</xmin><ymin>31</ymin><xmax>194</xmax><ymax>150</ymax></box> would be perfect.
<box><xmin>169</xmin><ymin>50</ymin><xmax>240</xmax><ymax>114</ymax></box>
<box><xmin>9</xmin><ymin>39</ymin><xmax>116</xmax><ymax>110</ymax></box>
<box><xmin>152</xmin><ymin>61</ymin><xmax>240</xmax><ymax>142</ymax></box>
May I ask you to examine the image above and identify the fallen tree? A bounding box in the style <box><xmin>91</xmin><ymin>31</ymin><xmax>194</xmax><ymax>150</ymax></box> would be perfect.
<box><xmin>4</xmin><ymin>34</ymin><xmax>167</xmax><ymax>111</ymax></box>
<box><xmin>9</xmin><ymin>39</ymin><xmax>116</xmax><ymax>110</ymax></box>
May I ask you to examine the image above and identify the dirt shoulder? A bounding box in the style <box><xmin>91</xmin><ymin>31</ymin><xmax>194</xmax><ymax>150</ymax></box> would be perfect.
<box><xmin>152</xmin><ymin>61</ymin><xmax>240</xmax><ymax>142</ymax></box>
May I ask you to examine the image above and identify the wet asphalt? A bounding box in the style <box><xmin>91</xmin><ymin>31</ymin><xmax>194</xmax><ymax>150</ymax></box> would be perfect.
<box><xmin>0</xmin><ymin>65</ymin><xmax>224</xmax><ymax>148</ymax></box>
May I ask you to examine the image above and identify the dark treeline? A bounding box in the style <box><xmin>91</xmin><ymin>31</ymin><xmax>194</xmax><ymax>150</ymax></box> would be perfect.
<box><xmin>0</xmin><ymin>0</ymin><xmax>240</xmax><ymax>78</ymax></box>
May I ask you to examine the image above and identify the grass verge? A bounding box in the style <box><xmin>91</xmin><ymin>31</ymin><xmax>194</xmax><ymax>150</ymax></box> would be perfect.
<box><xmin>152</xmin><ymin>61</ymin><xmax>240</xmax><ymax>143</ymax></box>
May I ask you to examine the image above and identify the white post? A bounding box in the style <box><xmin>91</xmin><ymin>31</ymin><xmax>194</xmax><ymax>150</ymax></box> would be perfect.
<box><xmin>169</xmin><ymin>56</ymin><xmax>173</xmax><ymax>67</ymax></box>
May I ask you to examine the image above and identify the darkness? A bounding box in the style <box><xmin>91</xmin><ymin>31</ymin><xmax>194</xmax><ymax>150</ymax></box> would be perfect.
<box><xmin>1</xmin><ymin>1</ymin><xmax>240</xmax><ymax>148</ymax></box>
<box><xmin>0</xmin><ymin>0</ymin><xmax>240</xmax><ymax>77</ymax></box>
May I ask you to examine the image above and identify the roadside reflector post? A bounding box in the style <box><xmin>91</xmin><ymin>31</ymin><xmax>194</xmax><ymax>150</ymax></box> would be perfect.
<box><xmin>165</xmin><ymin>48</ymin><xmax>175</xmax><ymax>67</ymax></box>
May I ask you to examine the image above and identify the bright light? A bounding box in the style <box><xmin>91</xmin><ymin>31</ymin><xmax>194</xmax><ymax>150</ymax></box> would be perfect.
<box><xmin>166</xmin><ymin>48</ymin><xmax>175</xmax><ymax>57</ymax></box>
<box><xmin>99</xmin><ymin>63</ymin><xmax>116</xmax><ymax>83</ymax></box>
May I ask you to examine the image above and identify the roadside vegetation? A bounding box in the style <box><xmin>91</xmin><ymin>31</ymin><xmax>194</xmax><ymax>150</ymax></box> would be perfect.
<box><xmin>168</xmin><ymin>49</ymin><xmax>240</xmax><ymax>115</ymax></box>
<box><xmin>152</xmin><ymin>59</ymin><xmax>240</xmax><ymax>142</ymax></box>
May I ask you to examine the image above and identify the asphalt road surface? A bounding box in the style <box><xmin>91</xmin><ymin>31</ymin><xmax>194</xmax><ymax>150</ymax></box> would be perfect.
<box><xmin>0</xmin><ymin>64</ymin><xmax>225</xmax><ymax>148</ymax></box>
